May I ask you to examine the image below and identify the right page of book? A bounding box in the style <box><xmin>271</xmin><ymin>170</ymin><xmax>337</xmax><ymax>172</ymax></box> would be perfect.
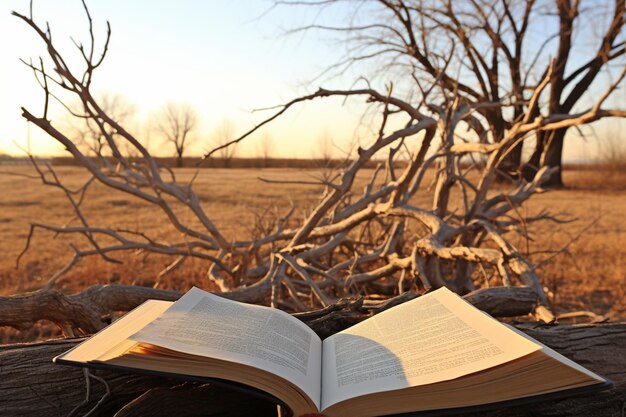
<box><xmin>321</xmin><ymin>287</ymin><xmax>541</xmax><ymax>410</ymax></box>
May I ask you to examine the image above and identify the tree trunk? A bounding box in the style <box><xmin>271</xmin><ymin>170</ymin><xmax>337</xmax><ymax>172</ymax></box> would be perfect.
<box><xmin>522</xmin><ymin>129</ymin><xmax>566</xmax><ymax>187</ymax></box>
<box><xmin>541</xmin><ymin>128</ymin><xmax>566</xmax><ymax>188</ymax></box>
<box><xmin>1</xmin><ymin>323</ymin><xmax>625</xmax><ymax>417</ymax></box>
<box><xmin>490</xmin><ymin>114</ymin><xmax>522</xmax><ymax>183</ymax></box>
<box><xmin>497</xmin><ymin>141</ymin><xmax>524</xmax><ymax>181</ymax></box>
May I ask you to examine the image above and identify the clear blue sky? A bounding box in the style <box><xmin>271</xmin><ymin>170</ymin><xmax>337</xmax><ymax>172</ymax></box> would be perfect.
<box><xmin>0</xmin><ymin>0</ymin><xmax>623</xmax><ymax>161</ymax></box>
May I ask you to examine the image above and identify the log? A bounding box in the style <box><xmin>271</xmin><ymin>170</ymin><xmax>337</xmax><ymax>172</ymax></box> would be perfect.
<box><xmin>0</xmin><ymin>284</ymin><xmax>543</xmax><ymax>337</ymax></box>
<box><xmin>1</xmin><ymin>323</ymin><xmax>624</xmax><ymax>417</ymax></box>
<box><xmin>0</xmin><ymin>285</ymin><xmax>184</xmax><ymax>334</ymax></box>
<box><xmin>0</xmin><ymin>338</ymin><xmax>278</xmax><ymax>416</ymax></box>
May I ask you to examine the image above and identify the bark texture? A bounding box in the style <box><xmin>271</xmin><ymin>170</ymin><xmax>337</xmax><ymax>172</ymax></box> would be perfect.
<box><xmin>1</xmin><ymin>323</ymin><xmax>624</xmax><ymax>417</ymax></box>
<box><xmin>0</xmin><ymin>285</ymin><xmax>543</xmax><ymax>338</ymax></box>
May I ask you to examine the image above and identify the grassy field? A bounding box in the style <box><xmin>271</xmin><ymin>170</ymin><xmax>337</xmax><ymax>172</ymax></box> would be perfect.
<box><xmin>0</xmin><ymin>165</ymin><xmax>625</xmax><ymax>342</ymax></box>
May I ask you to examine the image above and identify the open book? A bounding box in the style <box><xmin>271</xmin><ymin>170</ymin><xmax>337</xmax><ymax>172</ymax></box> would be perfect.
<box><xmin>54</xmin><ymin>287</ymin><xmax>610</xmax><ymax>417</ymax></box>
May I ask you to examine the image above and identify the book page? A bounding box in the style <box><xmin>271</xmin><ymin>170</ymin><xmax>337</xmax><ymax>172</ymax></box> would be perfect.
<box><xmin>130</xmin><ymin>287</ymin><xmax>322</xmax><ymax>409</ymax></box>
<box><xmin>504</xmin><ymin>323</ymin><xmax>605</xmax><ymax>383</ymax></box>
<box><xmin>55</xmin><ymin>300</ymin><xmax>173</xmax><ymax>363</ymax></box>
<box><xmin>321</xmin><ymin>287</ymin><xmax>541</xmax><ymax>410</ymax></box>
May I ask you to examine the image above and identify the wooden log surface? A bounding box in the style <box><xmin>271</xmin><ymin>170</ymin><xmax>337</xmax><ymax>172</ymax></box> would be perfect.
<box><xmin>1</xmin><ymin>323</ymin><xmax>625</xmax><ymax>417</ymax></box>
<box><xmin>0</xmin><ymin>284</ymin><xmax>545</xmax><ymax>337</ymax></box>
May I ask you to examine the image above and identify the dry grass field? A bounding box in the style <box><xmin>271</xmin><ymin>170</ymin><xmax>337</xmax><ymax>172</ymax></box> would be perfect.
<box><xmin>0</xmin><ymin>165</ymin><xmax>624</xmax><ymax>342</ymax></box>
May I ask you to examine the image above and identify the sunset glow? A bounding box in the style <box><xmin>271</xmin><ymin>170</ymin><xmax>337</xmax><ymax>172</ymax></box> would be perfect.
<box><xmin>0</xmin><ymin>0</ymin><xmax>623</xmax><ymax>161</ymax></box>
<box><xmin>0</xmin><ymin>0</ymin><xmax>368</xmax><ymax>158</ymax></box>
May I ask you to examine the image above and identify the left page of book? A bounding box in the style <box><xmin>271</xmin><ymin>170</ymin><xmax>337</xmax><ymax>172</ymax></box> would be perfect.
<box><xmin>55</xmin><ymin>299</ymin><xmax>173</xmax><ymax>363</ymax></box>
<box><xmin>129</xmin><ymin>287</ymin><xmax>322</xmax><ymax>409</ymax></box>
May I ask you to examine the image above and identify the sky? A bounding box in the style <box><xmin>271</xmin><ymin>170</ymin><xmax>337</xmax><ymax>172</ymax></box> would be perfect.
<box><xmin>0</xmin><ymin>0</ymin><xmax>623</xmax><ymax>161</ymax></box>
<box><xmin>0</xmin><ymin>0</ymin><xmax>367</xmax><ymax>158</ymax></box>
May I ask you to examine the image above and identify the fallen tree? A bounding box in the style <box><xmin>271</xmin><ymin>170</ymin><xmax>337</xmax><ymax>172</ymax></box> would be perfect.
<box><xmin>0</xmin><ymin>284</ymin><xmax>541</xmax><ymax>337</ymax></box>
<box><xmin>1</xmin><ymin>321</ymin><xmax>625</xmax><ymax>417</ymax></box>
<box><xmin>12</xmin><ymin>1</ymin><xmax>623</xmax><ymax>326</ymax></box>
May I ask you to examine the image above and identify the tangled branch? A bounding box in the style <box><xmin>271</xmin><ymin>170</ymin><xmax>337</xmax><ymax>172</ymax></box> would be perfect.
<box><xmin>15</xmin><ymin>1</ymin><xmax>622</xmax><ymax>328</ymax></box>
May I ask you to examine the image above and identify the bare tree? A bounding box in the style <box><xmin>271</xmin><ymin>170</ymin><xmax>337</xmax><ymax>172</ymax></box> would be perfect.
<box><xmin>257</xmin><ymin>133</ymin><xmax>274</xmax><ymax>167</ymax></box>
<box><xmin>210</xmin><ymin>119</ymin><xmax>237</xmax><ymax>168</ymax></box>
<box><xmin>154</xmin><ymin>102</ymin><xmax>198</xmax><ymax>167</ymax></box>
<box><xmin>282</xmin><ymin>0</ymin><xmax>626</xmax><ymax>187</ymax></box>
<box><xmin>522</xmin><ymin>0</ymin><xmax>626</xmax><ymax>185</ymax></box>
<box><xmin>67</xmin><ymin>92</ymin><xmax>136</xmax><ymax>157</ymax></box>
<box><xmin>316</xmin><ymin>129</ymin><xmax>333</xmax><ymax>165</ymax></box>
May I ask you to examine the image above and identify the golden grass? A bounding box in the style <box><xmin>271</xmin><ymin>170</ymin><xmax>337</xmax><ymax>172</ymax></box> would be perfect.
<box><xmin>0</xmin><ymin>165</ymin><xmax>624</xmax><ymax>342</ymax></box>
